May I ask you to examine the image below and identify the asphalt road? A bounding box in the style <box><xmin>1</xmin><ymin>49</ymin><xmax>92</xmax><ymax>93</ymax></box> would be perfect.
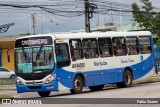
<box><xmin>1</xmin><ymin>82</ymin><xmax>160</xmax><ymax>107</ymax></box>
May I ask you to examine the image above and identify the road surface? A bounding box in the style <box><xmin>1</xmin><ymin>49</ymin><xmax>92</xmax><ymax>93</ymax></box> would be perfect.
<box><xmin>1</xmin><ymin>82</ymin><xmax>160</xmax><ymax>107</ymax></box>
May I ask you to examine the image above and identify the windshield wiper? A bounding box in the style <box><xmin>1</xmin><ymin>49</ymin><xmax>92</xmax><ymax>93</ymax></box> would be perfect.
<box><xmin>35</xmin><ymin>45</ymin><xmax>44</xmax><ymax>61</ymax></box>
<box><xmin>22</xmin><ymin>47</ymin><xmax>27</xmax><ymax>63</ymax></box>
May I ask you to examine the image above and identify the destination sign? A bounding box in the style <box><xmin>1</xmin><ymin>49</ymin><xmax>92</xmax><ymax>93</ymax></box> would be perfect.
<box><xmin>21</xmin><ymin>39</ymin><xmax>47</xmax><ymax>46</ymax></box>
<box><xmin>15</xmin><ymin>36</ymin><xmax>53</xmax><ymax>47</ymax></box>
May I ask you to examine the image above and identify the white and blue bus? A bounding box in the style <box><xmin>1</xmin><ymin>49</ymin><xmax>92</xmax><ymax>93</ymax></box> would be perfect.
<box><xmin>14</xmin><ymin>31</ymin><xmax>155</xmax><ymax>97</ymax></box>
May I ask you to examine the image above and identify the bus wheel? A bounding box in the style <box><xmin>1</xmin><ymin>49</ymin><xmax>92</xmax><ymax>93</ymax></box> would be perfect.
<box><xmin>116</xmin><ymin>70</ymin><xmax>132</xmax><ymax>88</ymax></box>
<box><xmin>70</xmin><ymin>75</ymin><xmax>83</xmax><ymax>94</ymax></box>
<box><xmin>89</xmin><ymin>85</ymin><xmax>104</xmax><ymax>91</ymax></box>
<box><xmin>38</xmin><ymin>91</ymin><xmax>51</xmax><ymax>97</ymax></box>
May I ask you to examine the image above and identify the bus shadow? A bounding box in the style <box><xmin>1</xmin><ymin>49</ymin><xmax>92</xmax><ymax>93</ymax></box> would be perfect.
<box><xmin>48</xmin><ymin>82</ymin><xmax>160</xmax><ymax>98</ymax></box>
<box><xmin>48</xmin><ymin>86</ymin><xmax>119</xmax><ymax>98</ymax></box>
<box><xmin>21</xmin><ymin>82</ymin><xmax>160</xmax><ymax>99</ymax></box>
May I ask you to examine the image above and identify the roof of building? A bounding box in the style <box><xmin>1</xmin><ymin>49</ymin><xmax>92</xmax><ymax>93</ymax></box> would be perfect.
<box><xmin>69</xmin><ymin>23</ymin><xmax>143</xmax><ymax>33</ymax></box>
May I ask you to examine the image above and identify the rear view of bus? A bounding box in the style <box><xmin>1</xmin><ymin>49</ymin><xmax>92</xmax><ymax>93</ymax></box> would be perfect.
<box><xmin>14</xmin><ymin>35</ymin><xmax>56</xmax><ymax>97</ymax></box>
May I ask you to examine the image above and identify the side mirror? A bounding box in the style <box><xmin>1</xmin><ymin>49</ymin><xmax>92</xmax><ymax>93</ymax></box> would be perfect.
<box><xmin>7</xmin><ymin>46</ymin><xmax>14</xmax><ymax>63</ymax></box>
<box><xmin>8</xmin><ymin>55</ymin><xmax>10</xmax><ymax>62</ymax></box>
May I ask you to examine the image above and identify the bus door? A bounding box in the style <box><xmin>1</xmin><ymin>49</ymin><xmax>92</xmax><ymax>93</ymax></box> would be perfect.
<box><xmin>137</xmin><ymin>36</ymin><xmax>153</xmax><ymax>76</ymax></box>
<box><xmin>55</xmin><ymin>40</ymin><xmax>71</xmax><ymax>90</ymax></box>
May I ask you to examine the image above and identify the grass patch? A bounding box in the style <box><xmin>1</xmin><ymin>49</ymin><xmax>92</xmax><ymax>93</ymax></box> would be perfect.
<box><xmin>0</xmin><ymin>94</ymin><xmax>12</xmax><ymax>99</ymax></box>
<box><xmin>0</xmin><ymin>79</ymin><xmax>16</xmax><ymax>85</ymax></box>
<box><xmin>133</xmin><ymin>77</ymin><xmax>160</xmax><ymax>84</ymax></box>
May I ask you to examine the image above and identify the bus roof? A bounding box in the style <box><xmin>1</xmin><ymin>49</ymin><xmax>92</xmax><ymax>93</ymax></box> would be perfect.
<box><xmin>53</xmin><ymin>31</ymin><xmax>151</xmax><ymax>40</ymax></box>
<box><xmin>16</xmin><ymin>31</ymin><xmax>151</xmax><ymax>40</ymax></box>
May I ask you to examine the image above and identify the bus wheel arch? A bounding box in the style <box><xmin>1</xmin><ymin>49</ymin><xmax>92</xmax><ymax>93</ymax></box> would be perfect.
<box><xmin>116</xmin><ymin>68</ymin><xmax>133</xmax><ymax>88</ymax></box>
<box><xmin>70</xmin><ymin>73</ymin><xmax>84</xmax><ymax>94</ymax></box>
<box><xmin>38</xmin><ymin>91</ymin><xmax>51</xmax><ymax>97</ymax></box>
<box><xmin>124</xmin><ymin>67</ymin><xmax>133</xmax><ymax>79</ymax></box>
<box><xmin>89</xmin><ymin>85</ymin><xmax>104</xmax><ymax>91</ymax></box>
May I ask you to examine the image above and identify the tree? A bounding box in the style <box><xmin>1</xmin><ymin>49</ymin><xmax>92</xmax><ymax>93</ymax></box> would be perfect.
<box><xmin>132</xmin><ymin>0</ymin><xmax>160</xmax><ymax>44</ymax></box>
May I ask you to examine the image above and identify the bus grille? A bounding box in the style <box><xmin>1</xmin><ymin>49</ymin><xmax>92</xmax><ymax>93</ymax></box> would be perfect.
<box><xmin>25</xmin><ymin>81</ymin><xmax>43</xmax><ymax>84</ymax></box>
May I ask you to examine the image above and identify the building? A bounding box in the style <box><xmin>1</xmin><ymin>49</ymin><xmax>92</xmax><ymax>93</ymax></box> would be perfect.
<box><xmin>0</xmin><ymin>36</ymin><xmax>20</xmax><ymax>71</ymax></box>
<box><xmin>69</xmin><ymin>23</ymin><xmax>143</xmax><ymax>32</ymax></box>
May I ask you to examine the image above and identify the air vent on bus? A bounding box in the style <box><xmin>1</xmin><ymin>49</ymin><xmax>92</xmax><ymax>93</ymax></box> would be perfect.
<box><xmin>27</xmin><ymin>86</ymin><xmax>42</xmax><ymax>90</ymax></box>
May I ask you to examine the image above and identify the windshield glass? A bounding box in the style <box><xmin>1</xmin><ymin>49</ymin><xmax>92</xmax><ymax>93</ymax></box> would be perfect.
<box><xmin>15</xmin><ymin>46</ymin><xmax>54</xmax><ymax>74</ymax></box>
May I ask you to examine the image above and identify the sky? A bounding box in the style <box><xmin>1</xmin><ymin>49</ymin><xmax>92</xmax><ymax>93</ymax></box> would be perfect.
<box><xmin>0</xmin><ymin>0</ymin><xmax>159</xmax><ymax>36</ymax></box>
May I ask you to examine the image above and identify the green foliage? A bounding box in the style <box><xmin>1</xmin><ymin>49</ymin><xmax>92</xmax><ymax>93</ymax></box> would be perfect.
<box><xmin>132</xmin><ymin>0</ymin><xmax>160</xmax><ymax>44</ymax></box>
<box><xmin>0</xmin><ymin>94</ymin><xmax>12</xmax><ymax>99</ymax></box>
<box><xmin>133</xmin><ymin>77</ymin><xmax>160</xmax><ymax>84</ymax></box>
<box><xmin>0</xmin><ymin>79</ymin><xmax>15</xmax><ymax>85</ymax></box>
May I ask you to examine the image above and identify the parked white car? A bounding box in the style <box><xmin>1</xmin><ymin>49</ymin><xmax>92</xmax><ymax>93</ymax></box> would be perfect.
<box><xmin>0</xmin><ymin>67</ymin><xmax>15</xmax><ymax>79</ymax></box>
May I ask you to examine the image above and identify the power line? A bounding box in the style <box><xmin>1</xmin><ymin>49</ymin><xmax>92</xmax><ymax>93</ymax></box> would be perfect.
<box><xmin>0</xmin><ymin>0</ymin><xmax>160</xmax><ymax>29</ymax></box>
<box><xmin>0</xmin><ymin>0</ymin><xmax>157</xmax><ymax>17</ymax></box>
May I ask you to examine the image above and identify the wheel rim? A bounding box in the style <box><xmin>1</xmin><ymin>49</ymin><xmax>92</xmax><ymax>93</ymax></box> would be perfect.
<box><xmin>74</xmin><ymin>78</ymin><xmax>81</xmax><ymax>90</ymax></box>
<box><xmin>125</xmin><ymin>74</ymin><xmax>131</xmax><ymax>85</ymax></box>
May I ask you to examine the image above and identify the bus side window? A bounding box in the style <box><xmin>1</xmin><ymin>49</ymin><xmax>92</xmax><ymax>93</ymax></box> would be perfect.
<box><xmin>113</xmin><ymin>37</ymin><xmax>127</xmax><ymax>56</ymax></box>
<box><xmin>98</xmin><ymin>38</ymin><xmax>112</xmax><ymax>57</ymax></box>
<box><xmin>82</xmin><ymin>38</ymin><xmax>99</xmax><ymax>59</ymax></box>
<box><xmin>126</xmin><ymin>37</ymin><xmax>138</xmax><ymax>55</ymax></box>
<box><xmin>138</xmin><ymin>37</ymin><xmax>151</xmax><ymax>54</ymax></box>
<box><xmin>55</xmin><ymin>43</ymin><xmax>70</xmax><ymax>68</ymax></box>
<box><xmin>69</xmin><ymin>39</ymin><xmax>83</xmax><ymax>60</ymax></box>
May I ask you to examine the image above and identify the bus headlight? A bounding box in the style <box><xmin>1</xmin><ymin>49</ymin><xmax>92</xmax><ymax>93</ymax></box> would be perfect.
<box><xmin>16</xmin><ymin>77</ymin><xmax>24</xmax><ymax>85</ymax></box>
<box><xmin>45</xmin><ymin>74</ymin><xmax>56</xmax><ymax>84</ymax></box>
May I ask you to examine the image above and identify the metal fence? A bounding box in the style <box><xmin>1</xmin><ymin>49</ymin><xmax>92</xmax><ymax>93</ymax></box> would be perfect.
<box><xmin>154</xmin><ymin>45</ymin><xmax>160</xmax><ymax>73</ymax></box>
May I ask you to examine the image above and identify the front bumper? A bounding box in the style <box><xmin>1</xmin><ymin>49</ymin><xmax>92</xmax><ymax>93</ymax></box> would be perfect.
<box><xmin>16</xmin><ymin>81</ymin><xmax>58</xmax><ymax>93</ymax></box>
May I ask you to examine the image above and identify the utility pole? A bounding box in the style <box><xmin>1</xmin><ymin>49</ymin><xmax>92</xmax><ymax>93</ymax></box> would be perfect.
<box><xmin>84</xmin><ymin>0</ymin><xmax>90</xmax><ymax>33</ymax></box>
<box><xmin>31</xmin><ymin>13</ymin><xmax>36</xmax><ymax>35</ymax></box>
<box><xmin>119</xmin><ymin>0</ymin><xmax>122</xmax><ymax>31</ymax></box>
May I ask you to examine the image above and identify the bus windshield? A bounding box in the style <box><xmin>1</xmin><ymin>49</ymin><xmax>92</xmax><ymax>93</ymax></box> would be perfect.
<box><xmin>15</xmin><ymin>46</ymin><xmax>54</xmax><ymax>74</ymax></box>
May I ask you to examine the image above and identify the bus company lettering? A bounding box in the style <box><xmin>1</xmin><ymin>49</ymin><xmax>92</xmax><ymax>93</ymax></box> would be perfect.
<box><xmin>94</xmin><ymin>61</ymin><xmax>107</xmax><ymax>66</ymax></box>
<box><xmin>72</xmin><ymin>63</ymin><xmax>85</xmax><ymax>69</ymax></box>
<box><xmin>22</xmin><ymin>39</ymin><xmax>48</xmax><ymax>46</ymax></box>
<box><xmin>121</xmin><ymin>58</ymin><xmax>134</xmax><ymax>63</ymax></box>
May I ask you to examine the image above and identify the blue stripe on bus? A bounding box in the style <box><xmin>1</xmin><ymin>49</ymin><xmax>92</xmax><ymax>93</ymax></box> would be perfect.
<box><xmin>58</xmin><ymin>54</ymin><xmax>154</xmax><ymax>89</ymax></box>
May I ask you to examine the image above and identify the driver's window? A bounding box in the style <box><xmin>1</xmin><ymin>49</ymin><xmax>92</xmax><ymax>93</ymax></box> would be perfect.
<box><xmin>55</xmin><ymin>43</ymin><xmax>70</xmax><ymax>68</ymax></box>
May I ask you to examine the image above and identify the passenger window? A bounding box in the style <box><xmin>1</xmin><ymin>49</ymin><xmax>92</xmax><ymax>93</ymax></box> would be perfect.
<box><xmin>138</xmin><ymin>37</ymin><xmax>151</xmax><ymax>54</ymax></box>
<box><xmin>69</xmin><ymin>39</ymin><xmax>83</xmax><ymax>60</ymax></box>
<box><xmin>126</xmin><ymin>37</ymin><xmax>138</xmax><ymax>55</ymax></box>
<box><xmin>98</xmin><ymin>38</ymin><xmax>113</xmax><ymax>57</ymax></box>
<box><xmin>83</xmin><ymin>38</ymin><xmax>99</xmax><ymax>59</ymax></box>
<box><xmin>113</xmin><ymin>37</ymin><xmax>127</xmax><ymax>56</ymax></box>
<box><xmin>55</xmin><ymin>43</ymin><xmax>70</xmax><ymax>68</ymax></box>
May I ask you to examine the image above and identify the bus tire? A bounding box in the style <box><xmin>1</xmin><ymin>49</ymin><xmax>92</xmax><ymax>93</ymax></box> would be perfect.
<box><xmin>38</xmin><ymin>91</ymin><xmax>51</xmax><ymax>97</ymax></box>
<box><xmin>116</xmin><ymin>70</ymin><xmax>132</xmax><ymax>88</ymax></box>
<box><xmin>70</xmin><ymin>75</ymin><xmax>83</xmax><ymax>94</ymax></box>
<box><xmin>89</xmin><ymin>85</ymin><xmax>104</xmax><ymax>91</ymax></box>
